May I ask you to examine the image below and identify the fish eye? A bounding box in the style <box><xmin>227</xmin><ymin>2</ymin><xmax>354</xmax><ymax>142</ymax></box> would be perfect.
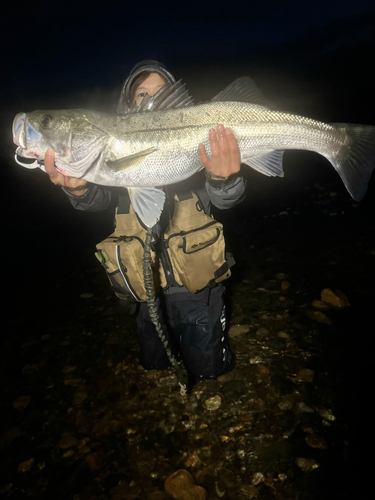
<box><xmin>41</xmin><ymin>115</ymin><xmax>53</xmax><ymax>128</ymax></box>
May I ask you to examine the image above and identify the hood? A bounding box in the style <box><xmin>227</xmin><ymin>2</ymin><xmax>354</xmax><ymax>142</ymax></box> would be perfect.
<box><xmin>117</xmin><ymin>60</ymin><xmax>176</xmax><ymax>115</ymax></box>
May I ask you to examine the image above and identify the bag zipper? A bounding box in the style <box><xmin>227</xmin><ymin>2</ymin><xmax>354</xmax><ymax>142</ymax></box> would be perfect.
<box><xmin>165</xmin><ymin>220</ymin><xmax>219</xmax><ymax>248</ymax></box>
<box><xmin>115</xmin><ymin>245</ymin><xmax>142</xmax><ymax>302</ymax></box>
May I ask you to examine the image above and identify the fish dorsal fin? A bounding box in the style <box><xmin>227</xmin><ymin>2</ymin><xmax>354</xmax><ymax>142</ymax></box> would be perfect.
<box><xmin>211</xmin><ymin>76</ymin><xmax>279</xmax><ymax>110</ymax></box>
<box><xmin>242</xmin><ymin>150</ymin><xmax>285</xmax><ymax>177</ymax></box>
<box><xmin>128</xmin><ymin>187</ymin><xmax>166</xmax><ymax>228</ymax></box>
<box><xmin>137</xmin><ymin>80</ymin><xmax>194</xmax><ymax>112</ymax></box>
<box><xmin>107</xmin><ymin>146</ymin><xmax>157</xmax><ymax>172</ymax></box>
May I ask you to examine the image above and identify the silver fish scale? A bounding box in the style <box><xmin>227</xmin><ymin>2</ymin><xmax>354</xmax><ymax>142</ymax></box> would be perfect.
<box><xmin>83</xmin><ymin>102</ymin><xmax>346</xmax><ymax>188</ymax></box>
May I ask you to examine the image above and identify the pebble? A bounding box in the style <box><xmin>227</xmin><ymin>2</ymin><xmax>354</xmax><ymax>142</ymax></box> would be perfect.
<box><xmin>228</xmin><ymin>324</ymin><xmax>250</xmax><ymax>338</ymax></box>
<box><xmin>295</xmin><ymin>457</ymin><xmax>320</xmax><ymax>471</ymax></box>
<box><xmin>311</xmin><ymin>300</ymin><xmax>330</xmax><ymax>310</ymax></box>
<box><xmin>58</xmin><ymin>436</ymin><xmax>78</xmax><ymax>449</ymax></box>
<box><xmin>252</xmin><ymin>472</ymin><xmax>265</xmax><ymax>485</ymax></box>
<box><xmin>306</xmin><ymin>310</ymin><xmax>332</xmax><ymax>325</ymax></box>
<box><xmin>276</xmin><ymin>273</ymin><xmax>288</xmax><ymax>280</ymax></box>
<box><xmin>80</xmin><ymin>293</ymin><xmax>94</xmax><ymax>299</ymax></box>
<box><xmin>281</xmin><ymin>281</ymin><xmax>291</xmax><ymax>291</ymax></box>
<box><xmin>298</xmin><ymin>402</ymin><xmax>315</xmax><ymax>413</ymax></box>
<box><xmin>256</xmin><ymin>327</ymin><xmax>269</xmax><ymax>339</ymax></box>
<box><xmin>319</xmin><ymin>409</ymin><xmax>336</xmax><ymax>421</ymax></box>
<box><xmin>217</xmin><ymin>371</ymin><xmax>235</xmax><ymax>383</ymax></box>
<box><xmin>321</xmin><ymin>288</ymin><xmax>350</xmax><ymax>308</ymax></box>
<box><xmin>184</xmin><ymin>451</ymin><xmax>202</xmax><ymax>468</ymax></box>
<box><xmin>12</xmin><ymin>396</ymin><xmax>31</xmax><ymax>410</ymax></box>
<box><xmin>297</xmin><ymin>369</ymin><xmax>315</xmax><ymax>383</ymax></box>
<box><xmin>164</xmin><ymin>469</ymin><xmax>207</xmax><ymax>500</ymax></box>
<box><xmin>204</xmin><ymin>395</ymin><xmax>222</xmax><ymax>411</ymax></box>
<box><xmin>305</xmin><ymin>434</ymin><xmax>327</xmax><ymax>449</ymax></box>
<box><xmin>73</xmin><ymin>390</ymin><xmax>88</xmax><ymax>405</ymax></box>
<box><xmin>18</xmin><ymin>458</ymin><xmax>34</xmax><ymax>473</ymax></box>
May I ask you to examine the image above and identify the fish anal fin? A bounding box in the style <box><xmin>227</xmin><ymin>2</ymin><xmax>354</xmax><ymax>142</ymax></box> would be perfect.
<box><xmin>128</xmin><ymin>187</ymin><xmax>166</xmax><ymax>228</ymax></box>
<box><xmin>242</xmin><ymin>150</ymin><xmax>284</xmax><ymax>177</ymax></box>
<box><xmin>108</xmin><ymin>146</ymin><xmax>157</xmax><ymax>172</ymax></box>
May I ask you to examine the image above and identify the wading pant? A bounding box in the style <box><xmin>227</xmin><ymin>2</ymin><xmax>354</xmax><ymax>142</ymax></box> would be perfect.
<box><xmin>135</xmin><ymin>284</ymin><xmax>234</xmax><ymax>379</ymax></box>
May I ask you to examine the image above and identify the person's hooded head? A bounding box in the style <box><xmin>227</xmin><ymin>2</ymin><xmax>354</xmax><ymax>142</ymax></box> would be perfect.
<box><xmin>117</xmin><ymin>60</ymin><xmax>176</xmax><ymax>114</ymax></box>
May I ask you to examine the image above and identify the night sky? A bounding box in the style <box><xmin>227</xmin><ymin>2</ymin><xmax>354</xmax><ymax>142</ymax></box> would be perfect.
<box><xmin>3</xmin><ymin>0</ymin><xmax>374</xmax><ymax>103</ymax></box>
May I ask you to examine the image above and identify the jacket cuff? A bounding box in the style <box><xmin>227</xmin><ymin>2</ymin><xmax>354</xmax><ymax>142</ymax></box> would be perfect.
<box><xmin>204</xmin><ymin>170</ymin><xmax>232</xmax><ymax>189</ymax></box>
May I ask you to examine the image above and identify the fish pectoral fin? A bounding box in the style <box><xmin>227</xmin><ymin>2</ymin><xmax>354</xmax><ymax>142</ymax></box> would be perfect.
<box><xmin>211</xmin><ymin>76</ymin><xmax>280</xmax><ymax>110</ymax></box>
<box><xmin>128</xmin><ymin>187</ymin><xmax>166</xmax><ymax>228</ymax></box>
<box><xmin>107</xmin><ymin>147</ymin><xmax>157</xmax><ymax>172</ymax></box>
<box><xmin>242</xmin><ymin>150</ymin><xmax>285</xmax><ymax>177</ymax></box>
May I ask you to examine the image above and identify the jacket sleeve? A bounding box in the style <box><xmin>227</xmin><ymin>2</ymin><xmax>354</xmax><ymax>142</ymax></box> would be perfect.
<box><xmin>61</xmin><ymin>184</ymin><xmax>114</xmax><ymax>212</ymax></box>
<box><xmin>205</xmin><ymin>172</ymin><xmax>247</xmax><ymax>209</ymax></box>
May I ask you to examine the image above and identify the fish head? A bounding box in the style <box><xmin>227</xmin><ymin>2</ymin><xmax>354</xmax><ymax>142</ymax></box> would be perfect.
<box><xmin>13</xmin><ymin>110</ymin><xmax>107</xmax><ymax>178</ymax></box>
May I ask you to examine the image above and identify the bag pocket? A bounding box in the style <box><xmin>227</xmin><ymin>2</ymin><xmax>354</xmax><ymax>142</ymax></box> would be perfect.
<box><xmin>96</xmin><ymin>235</ymin><xmax>149</xmax><ymax>302</ymax></box>
<box><xmin>166</xmin><ymin>221</ymin><xmax>232</xmax><ymax>293</ymax></box>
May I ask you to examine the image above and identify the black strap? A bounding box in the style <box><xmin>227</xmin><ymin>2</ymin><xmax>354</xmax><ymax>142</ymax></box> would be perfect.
<box><xmin>214</xmin><ymin>254</ymin><xmax>236</xmax><ymax>280</ymax></box>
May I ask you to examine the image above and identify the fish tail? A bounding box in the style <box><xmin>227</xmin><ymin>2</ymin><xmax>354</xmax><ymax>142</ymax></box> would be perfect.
<box><xmin>331</xmin><ymin>123</ymin><xmax>375</xmax><ymax>201</ymax></box>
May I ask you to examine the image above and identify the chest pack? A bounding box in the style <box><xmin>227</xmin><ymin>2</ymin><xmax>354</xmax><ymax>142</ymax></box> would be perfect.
<box><xmin>95</xmin><ymin>191</ymin><xmax>235</xmax><ymax>302</ymax></box>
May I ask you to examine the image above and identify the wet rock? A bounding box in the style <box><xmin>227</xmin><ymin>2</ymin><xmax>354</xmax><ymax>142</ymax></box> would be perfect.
<box><xmin>297</xmin><ymin>402</ymin><xmax>315</xmax><ymax>413</ymax></box>
<box><xmin>321</xmin><ymin>288</ymin><xmax>350</xmax><ymax>308</ymax></box>
<box><xmin>295</xmin><ymin>457</ymin><xmax>320</xmax><ymax>471</ymax></box>
<box><xmin>18</xmin><ymin>458</ymin><xmax>34</xmax><ymax>473</ymax></box>
<box><xmin>222</xmin><ymin>381</ymin><xmax>247</xmax><ymax>399</ymax></box>
<box><xmin>277</xmin><ymin>331</ymin><xmax>290</xmax><ymax>339</ymax></box>
<box><xmin>80</xmin><ymin>293</ymin><xmax>94</xmax><ymax>299</ymax></box>
<box><xmin>297</xmin><ymin>368</ymin><xmax>315</xmax><ymax>383</ymax></box>
<box><xmin>256</xmin><ymin>327</ymin><xmax>269</xmax><ymax>339</ymax></box>
<box><xmin>252</xmin><ymin>472</ymin><xmax>265</xmax><ymax>485</ymax></box>
<box><xmin>281</xmin><ymin>281</ymin><xmax>291</xmax><ymax>291</ymax></box>
<box><xmin>217</xmin><ymin>371</ymin><xmax>235</xmax><ymax>383</ymax></box>
<box><xmin>157</xmin><ymin>374</ymin><xmax>178</xmax><ymax>387</ymax></box>
<box><xmin>278</xmin><ymin>398</ymin><xmax>294</xmax><ymax>411</ymax></box>
<box><xmin>276</xmin><ymin>273</ymin><xmax>288</xmax><ymax>280</ymax></box>
<box><xmin>204</xmin><ymin>395</ymin><xmax>222</xmax><ymax>411</ymax></box>
<box><xmin>164</xmin><ymin>469</ymin><xmax>207</xmax><ymax>500</ymax></box>
<box><xmin>239</xmin><ymin>484</ymin><xmax>259</xmax><ymax>498</ymax></box>
<box><xmin>311</xmin><ymin>300</ymin><xmax>330</xmax><ymax>310</ymax></box>
<box><xmin>12</xmin><ymin>395</ymin><xmax>31</xmax><ymax>409</ymax></box>
<box><xmin>184</xmin><ymin>451</ymin><xmax>202</xmax><ymax>468</ymax></box>
<box><xmin>110</xmin><ymin>481</ymin><xmax>141</xmax><ymax>500</ymax></box>
<box><xmin>319</xmin><ymin>409</ymin><xmax>336</xmax><ymax>422</ymax></box>
<box><xmin>306</xmin><ymin>310</ymin><xmax>332</xmax><ymax>325</ymax></box>
<box><xmin>74</xmin><ymin>389</ymin><xmax>88</xmax><ymax>405</ymax></box>
<box><xmin>62</xmin><ymin>365</ymin><xmax>77</xmax><ymax>374</ymax></box>
<box><xmin>228</xmin><ymin>324</ymin><xmax>250</xmax><ymax>338</ymax></box>
<box><xmin>1</xmin><ymin>427</ymin><xmax>22</xmax><ymax>447</ymax></box>
<box><xmin>85</xmin><ymin>452</ymin><xmax>103</xmax><ymax>470</ymax></box>
<box><xmin>257</xmin><ymin>364</ymin><xmax>270</xmax><ymax>374</ymax></box>
<box><xmin>22</xmin><ymin>362</ymin><xmax>44</xmax><ymax>374</ymax></box>
<box><xmin>62</xmin><ymin>449</ymin><xmax>76</xmax><ymax>458</ymax></box>
<box><xmin>305</xmin><ymin>434</ymin><xmax>327</xmax><ymax>449</ymax></box>
<box><xmin>59</xmin><ymin>436</ymin><xmax>78</xmax><ymax>449</ymax></box>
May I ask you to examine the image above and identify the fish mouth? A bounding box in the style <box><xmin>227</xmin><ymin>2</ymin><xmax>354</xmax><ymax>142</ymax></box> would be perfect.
<box><xmin>13</xmin><ymin>113</ymin><xmax>44</xmax><ymax>169</ymax></box>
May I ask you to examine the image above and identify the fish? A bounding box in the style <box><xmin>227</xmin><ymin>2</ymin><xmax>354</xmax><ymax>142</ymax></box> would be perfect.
<box><xmin>13</xmin><ymin>77</ymin><xmax>375</xmax><ymax>227</ymax></box>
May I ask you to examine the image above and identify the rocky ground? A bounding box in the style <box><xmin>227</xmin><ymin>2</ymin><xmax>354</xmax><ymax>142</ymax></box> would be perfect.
<box><xmin>1</xmin><ymin>172</ymin><xmax>374</xmax><ymax>499</ymax></box>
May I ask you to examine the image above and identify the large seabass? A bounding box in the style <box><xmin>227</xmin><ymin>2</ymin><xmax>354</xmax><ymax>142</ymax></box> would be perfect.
<box><xmin>13</xmin><ymin>77</ymin><xmax>375</xmax><ymax>227</ymax></box>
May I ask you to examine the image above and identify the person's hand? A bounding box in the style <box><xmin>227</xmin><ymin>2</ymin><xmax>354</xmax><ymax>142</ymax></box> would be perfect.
<box><xmin>44</xmin><ymin>147</ymin><xmax>89</xmax><ymax>197</ymax></box>
<box><xmin>198</xmin><ymin>124</ymin><xmax>241</xmax><ymax>179</ymax></box>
